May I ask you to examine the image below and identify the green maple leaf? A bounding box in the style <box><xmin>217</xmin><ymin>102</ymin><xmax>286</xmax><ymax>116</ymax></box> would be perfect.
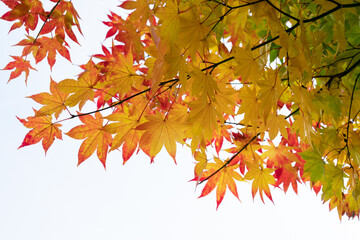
<box><xmin>301</xmin><ymin>150</ymin><xmax>325</xmax><ymax>182</ymax></box>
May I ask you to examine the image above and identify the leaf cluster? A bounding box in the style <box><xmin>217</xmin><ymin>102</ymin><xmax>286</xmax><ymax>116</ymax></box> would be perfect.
<box><xmin>3</xmin><ymin>0</ymin><xmax>360</xmax><ymax>219</ymax></box>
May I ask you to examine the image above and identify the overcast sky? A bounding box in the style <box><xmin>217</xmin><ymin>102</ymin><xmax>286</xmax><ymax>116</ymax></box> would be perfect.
<box><xmin>0</xmin><ymin>1</ymin><xmax>359</xmax><ymax>240</ymax></box>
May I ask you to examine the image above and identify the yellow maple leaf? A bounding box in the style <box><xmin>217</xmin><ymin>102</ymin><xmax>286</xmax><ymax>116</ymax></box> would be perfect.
<box><xmin>191</xmin><ymin>68</ymin><xmax>219</xmax><ymax>103</ymax></box>
<box><xmin>245</xmin><ymin>164</ymin><xmax>275</xmax><ymax>203</ymax></box>
<box><xmin>137</xmin><ymin>112</ymin><xmax>186</xmax><ymax>162</ymax></box>
<box><xmin>57</xmin><ymin>60</ymin><xmax>99</xmax><ymax>110</ymax></box>
<box><xmin>265</xmin><ymin>113</ymin><xmax>291</xmax><ymax>140</ymax></box>
<box><xmin>156</xmin><ymin>0</ymin><xmax>181</xmax><ymax>42</ymax></box>
<box><xmin>187</xmin><ymin>100</ymin><xmax>221</xmax><ymax>152</ymax></box>
<box><xmin>238</xmin><ymin>85</ymin><xmax>260</xmax><ymax>127</ymax></box>
<box><xmin>233</xmin><ymin>46</ymin><xmax>262</xmax><ymax>82</ymax></box>
<box><xmin>292</xmin><ymin>112</ymin><xmax>314</xmax><ymax>144</ymax></box>
<box><xmin>257</xmin><ymin>69</ymin><xmax>283</xmax><ymax>123</ymax></box>
<box><xmin>97</xmin><ymin>50</ymin><xmax>143</xmax><ymax>100</ymax></box>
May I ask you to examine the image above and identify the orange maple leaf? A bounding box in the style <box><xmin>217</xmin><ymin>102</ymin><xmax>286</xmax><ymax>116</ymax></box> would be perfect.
<box><xmin>3</xmin><ymin>56</ymin><xmax>36</xmax><ymax>83</ymax></box>
<box><xmin>16</xmin><ymin>36</ymin><xmax>71</xmax><ymax>69</ymax></box>
<box><xmin>39</xmin><ymin>0</ymin><xmax>82</xmax><ymax>44</ymax></box>
<box><xmin>1</xmin><ymin>0</ymin><xmax>44</xmax><ymax>33</ymax></box>
<box><xmin>274</xmin><ymin>165</ymin><xmax>299</xmax><ymax>193</ymax></box>
<box><xmin>66</xmin><ymin>112</ymin><xmax>112</xmax><ymax>168</ymax></box>
<box><xmin>28</xmin><ymin>78</ymin><xmax>69</xmax><ymax>119</ymax></box>
<box><xmin>198</xmin><ymin>158</ymin><xmax>244</xmax><ymax>208</ymax></box>
<box><xmin>261</xmin><ymin>141</ymin><xmax>299</xmax><ymax>168</ymax></box>
<box><xmin>18</xmin><ymin>111</ymin><xmax>62</xmax><ymax>153</ymax></box>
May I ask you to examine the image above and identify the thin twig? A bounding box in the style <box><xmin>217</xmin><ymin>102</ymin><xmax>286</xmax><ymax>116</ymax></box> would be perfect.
<box><xmin>198</xmin><ymin>133</ymin><xmax>260</xmax><ymax>184</ymax></box>
<box><xmin>345</xmin><ymin>74</ymin><xmax>360</xmax><ymax>162</ymax></box>
<box><xmin>31</xmin><ymin>0</ymin><xmax>62</xmax><ymax>47</ymax></box>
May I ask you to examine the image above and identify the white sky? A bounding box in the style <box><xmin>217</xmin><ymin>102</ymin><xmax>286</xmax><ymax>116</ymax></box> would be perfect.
<box><xmin>0</xmin><ymin>1</ymin><xmax>359</xmax><ymax>239</ymax></box>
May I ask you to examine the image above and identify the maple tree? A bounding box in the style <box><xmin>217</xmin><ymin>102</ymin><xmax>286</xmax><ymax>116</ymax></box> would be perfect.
<box><xmin>2</xmin><ymin>0</ymin><xmax>360</xmax><ymax>220</ymax></box>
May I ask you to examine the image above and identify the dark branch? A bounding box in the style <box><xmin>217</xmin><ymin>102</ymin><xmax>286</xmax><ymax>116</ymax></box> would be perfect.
<box><xmin>313</xmin><ymin>58</ymin><xmax>360</xmax><ymax>87</ymax></box>
<box><xmin>32</xmin><ymin>0</ymin><xmax>62</xmax><ymax>47</ymax></box>
<box><xmin>199</xmin><ymin>106</ymin><xmax>301</xmax><ymax>184</ymax></box>
<box><xmin>265</xmin><ymin>0</ymin><xmax>299</xmax><ymax>22</ymax></box>
<box><xmin>345</xmin><ymin>74</ymin><xmax>360</xmax><ymax>162</ymax></box>
<box><xmin>198</xmin><ymin>133</ymin><xmax>260</xmax><ymax>184</ymax></box>
<box><xmin>251</xmin><ymin>1</ymin><xmax>360</xmax><ymax>51</ymax></box>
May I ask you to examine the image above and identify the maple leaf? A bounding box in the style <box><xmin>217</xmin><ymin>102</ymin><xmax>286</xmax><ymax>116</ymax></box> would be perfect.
<box><xmin>261</xmin><ymin>141</ymin><xmax>299</xmax><ymax>168</ymax></box>
<box><xmin>39</xmin><ymin>0</ymin><xmax>82</xmax><ymax>44</ymax></box>
<box><xmin>6</xmin><ymin>0</ymin><xmax>360</xmax><ymax>219</ymax></box>
<box><xmin>2</xmin><ymin>56</ymin><xmax>36</xmax><ymax>83</ymax></box>
<box><xmin>187</xmin><ymin>100</ymin><xmax>222</xmax><ymax>152</ymax></box>
<box><xmin>191</xmin><ymin>68</ymin><xmax>219</xmax><ymax>102</ymax></box>
<box><xmin>265</xmin><ymin>113</ymin><xmax>291</xmax><ymax>140</ymax></box>
<box><xmin>103</xmin><ymin>106</ymin><xmax>144</xmax><ymax>164</ymax></box>
<box><xmin>301</xmin><ymin>150</ymin><xmax>325</xmax><ymax>183</ymax></box>
<box><xmin>16</xmin><ymin>36</ymin><xmax>71</xmax><ymax>69</ymax></box>
<box><xmin>103</xmin><ymin>12</ymin><xmax>145</xmax><ymax>61</ymax></box>
<box><xmin>193</xmin><ymin>151</ymin><xmax>208</xmax><ymax>180</ymax></box>
<box><xmin>274</xmin><ymin>165</ymin><xmax>299</xmax><ymax>193</ymax></box>
<box><xmin>1</xmin><ymin>0</ymin><xmax>44</xmax><ymax>33</ymax></box>
<box><xmin>198</xmin><ymin>158</ymin><xmax>244</xmax><ymax>208</ymax></box>
<box><xmin>137</xmin><ymin>112</ymin><xmax>186</xmax><ymax>162</ymax></box>
<box><xmin>156</xmin><ymin>0</ymin><xmax>181</xmax><ymax>42</ymax></box>
<box><xmin>233</xmin><ymin>46</ymin><xmax>262</xmax><ymax>81</ymax></box>
<box><xmin>245</xmin><ymin>164</ymin><xmax>275</xmax><ymax>203</ymax></box>
<box><xmin>120</xmin><ymin>0</ymin><xmax>151</xmax><ymax>25</ymax></box>
<box><xmin>18</xmin><ymin>111</ymin><xmax>62</xmax><ymax>153</ymax></box>
<box><xmin>178</xmin><ymin>7</ymin><xmax>209</xmax><ymax>56</ymax></box>
<box><xmin>28</xmin><ymin>78</ymin><xmax>69</xmax><ymax>119</ymax></box>
<box><xmin>57</xmin><ymin>60</ymin><xmax>99</xmax><ymax>109</ymax></box>
<box><xmin>66</xmin><ymin>112</ymin><xmax>112</xmax><ymax>168</ymax></box>
<box><xmin>96</xmin><ymin>48</ymin><xmax>144</xmax><ymax>100</ymax></box>
<box><xmin>211</xmin><ymin>124</ymin><xmax>232</xmax><ymax>155</ymax></box>
<box><xmin>238</xmin><ymin>85</ymin><xmax>260</xmax><ymax>127</ymax></box>
<box><xmin>257</xmin><ymin>70</ymin><xmax>283</xmax><ymax>123</ymax></box>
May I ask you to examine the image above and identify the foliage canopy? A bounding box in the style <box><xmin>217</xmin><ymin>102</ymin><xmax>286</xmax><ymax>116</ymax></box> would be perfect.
<box><xmin>2</xmin><ymin>0</ymin><xmax>360</xmax><ymax>219</ymax></box>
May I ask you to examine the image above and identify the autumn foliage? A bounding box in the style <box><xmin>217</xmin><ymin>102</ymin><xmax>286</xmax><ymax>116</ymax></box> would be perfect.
<box><xmin>2</xmin><ymin>0</ymin><xmax>360</xmax><ymax>219</ymax></box>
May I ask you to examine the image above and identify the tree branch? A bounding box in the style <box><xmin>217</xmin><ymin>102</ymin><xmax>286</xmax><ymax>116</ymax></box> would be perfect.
<box><xmin>251</xmin><ymin>1</ymin><xmax>360</xmax><ymax>51</ymax></box>
<box><xmin>199</xmin><ymin>107</ymin><xmax>300</xmax><ymax>184</ymax></box>
<box><xmin>314</xmin><ymin>58</ymin><xmax>360</xmax><ymax>87</ymax></box>
<box><xmin>199</xmin><ymin>133</ymin><xmax>260</xmax><ymax>184</ymax></box>
<box><xmin>55</xmin><ymin>78</ymin><xmax>179</xmax><ymax>122</ymax></box>
<box><xmin>265</xmin><ymin>0</ymin><xmax>299</xmax><ymax>22</ymax></box>
<box><xmin>345</xmin><ymin>74</ymin><xmax>360</xmax><ymax>162</ymax></box>
<box><xmin>32</xmin><ymin>0</ymin><xmax>62</xmax><ymax>47</ymax></box>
